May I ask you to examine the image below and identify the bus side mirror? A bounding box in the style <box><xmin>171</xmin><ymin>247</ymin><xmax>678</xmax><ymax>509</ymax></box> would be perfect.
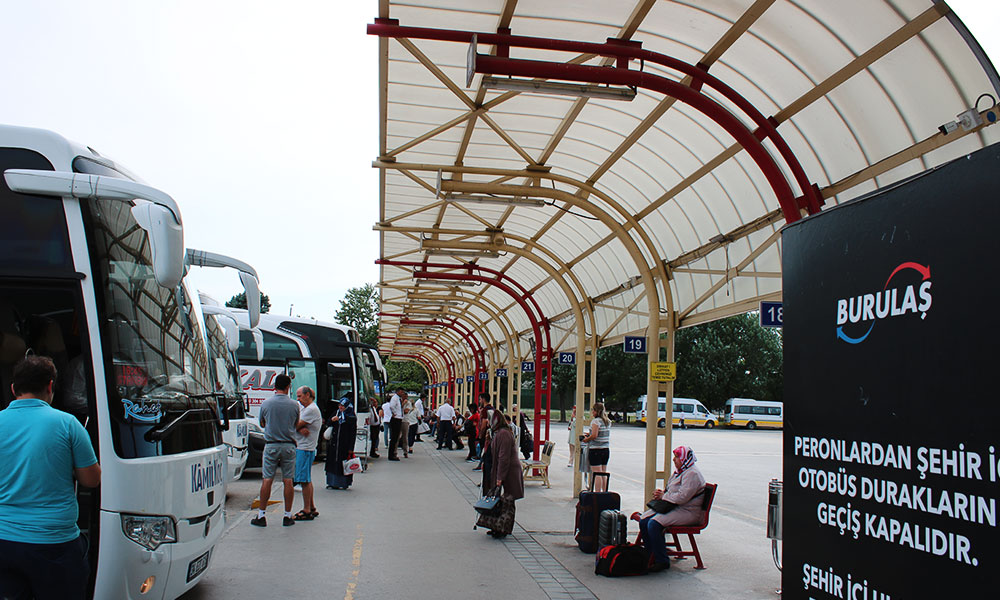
<box><xmin>131</xmin><ymin>202</ymin><xmax>184</xmax><ymax>288</ymax></box>
<box><xmin>4</xmin><ymin>169</ymin><xmax>185</xmax><ymax>289</ymax></box>
<box><xmin>239</xmin><ymin>271</ymin><xmax>261</xmax><ymax>328</ymax></box>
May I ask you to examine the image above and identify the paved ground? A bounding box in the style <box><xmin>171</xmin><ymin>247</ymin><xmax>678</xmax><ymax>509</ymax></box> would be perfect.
<box><xmin>180</xmin><ymin>425</ymin><xmax>783</xmax><ymax>600</ymax></box>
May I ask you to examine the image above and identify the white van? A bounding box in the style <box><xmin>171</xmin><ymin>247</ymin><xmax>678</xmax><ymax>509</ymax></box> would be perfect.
<box><xmin>723</xmin><ymin>398</ymin><xmax>783</xmax><ymax>429</ymax></box>
<box><xmin>635</xmin><ymin>395</ymin><xmax>717</xmax><ymax>428</ymax></box>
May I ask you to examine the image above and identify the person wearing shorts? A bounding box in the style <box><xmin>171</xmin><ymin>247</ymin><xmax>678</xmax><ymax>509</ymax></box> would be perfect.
<box><xmin>252</xmin><ymin>374</ymin><xmax>300</xmax><ymax>527</ymax></box>
<box><xmin>582</xmin><ymin>402</ymin><xmax>612</xmax><ymax>492</ymax></box>
<box><xmin>292</xmin><ymin>385</ymin><xmax>322</xmax><ymax>521</ymax></box>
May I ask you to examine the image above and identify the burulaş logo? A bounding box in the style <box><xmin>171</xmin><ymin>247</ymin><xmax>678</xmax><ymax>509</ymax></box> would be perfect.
<box><xmin>835</xmin><ymin>262</ymin><xmax>932</xmax><ymax>344</ymax></box>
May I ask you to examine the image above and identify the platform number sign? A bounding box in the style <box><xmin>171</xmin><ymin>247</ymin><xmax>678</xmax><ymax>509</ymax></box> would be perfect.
<box><xmin>760</xmin><ymin>301</ymin><xmax>783</xmax><ymax>328</ymax></box>
<box><xmin>496</xmin><ymin>368</ymin><xmax>508</xmax><ymax>377</ymax></box>
<box><xmin>521</xmin><ymin>361</ymin><xmax>535</xmax><ymax>373</ymax></box>
<box><xmin>623</xmin><ymin>336</ymin><xmax>647</xmax><ymax>354</ymax></box>
<box><xmin>466</xmin><ymin>375</ymin><xmax>474</xmax><ymax>383</ymax></box>
<box><xmin>558</xmin><ymin>352</ymin><xmax>576</xmax><ymax>365</ymax></box>
<box><xmin>455</xmin><ymin>377</ymin><xmax>462</xmax><ymax>385</ymax></box>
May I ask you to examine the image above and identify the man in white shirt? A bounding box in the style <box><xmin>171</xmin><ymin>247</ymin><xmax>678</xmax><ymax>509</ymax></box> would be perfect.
<box><xmin>435</xmin><ymin>399</ymin><xmax>456</xmax><ymax>450</ymax></box>
<box><xmin>413</xmin><ymin>394</ymin><xmax>426</xmax><ymax>442</ymax></box>
<box><xmin>380</xmin><ymin>398</ymin><xmax>392</xmax><ymax>448</ymax></box>
<box><xmin>292</xmin><ymin>386</ymin><xmax>322</xmax><ymax>521</ymax></box>
<box><xmin>387</xmin><ymin>388</ymin><xmax>405</xmax><ymax>461</ymax></box>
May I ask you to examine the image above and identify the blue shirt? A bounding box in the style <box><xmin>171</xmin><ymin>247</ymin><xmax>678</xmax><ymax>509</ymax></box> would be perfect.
<box><xmin>0</xmin><ymin>399</ymin><xmax>98</xmax><ymax>543</ymax></box>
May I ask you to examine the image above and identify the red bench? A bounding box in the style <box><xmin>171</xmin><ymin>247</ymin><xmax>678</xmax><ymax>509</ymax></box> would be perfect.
<box><xmin>630</xmin><ymin>482</ymin><xmax>717</xmax><ymax>569</ymax></box>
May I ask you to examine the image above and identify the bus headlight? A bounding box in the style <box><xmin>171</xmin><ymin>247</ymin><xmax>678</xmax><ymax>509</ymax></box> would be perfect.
<box><xmin>121</xmin><ymin>514</ymin><xmax>177</xmax><ymax>550</ymax></box>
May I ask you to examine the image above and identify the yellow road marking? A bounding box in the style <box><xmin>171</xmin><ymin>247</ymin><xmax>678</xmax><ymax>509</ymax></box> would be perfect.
<box><xmin>344</xmin><ymin>523</ymin><xmax>363</xmax><ymax>600</ymax></box>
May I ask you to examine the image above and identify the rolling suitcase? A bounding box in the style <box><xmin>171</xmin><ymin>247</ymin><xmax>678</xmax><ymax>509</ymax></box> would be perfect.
<box><xmin>598</xmin><ymin>509</ymin><xmax>628</xmax><ymax>549</ymax></box>
<box><xmin>574</xmin><ymin>473</ymin><xmax>620</xmax><ymax>553</ymax></box>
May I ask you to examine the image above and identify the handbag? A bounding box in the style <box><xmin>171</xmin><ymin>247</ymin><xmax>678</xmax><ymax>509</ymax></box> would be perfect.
<box><xmin>417</xmin><ymin>422</ymin><xmax>430</xmax><ymax>434</ymax></box>
<box><xmin>323</xmin><ymin>427</ymin><xmax>332</xmax><ymax>441</ymax></box>
<box><xmin>343</xmin><ymin>456</ymin><xmax>363</xmax><ymax>474</ymax></box>
<box><xmin>646</xmin><ymin>499</ymin><xmax>677</xmax><ymax>514</ymax></box>
<box><xmin>474</xmin><ymin>486</ymin><xmax>503</xmax><ymax>515</ymax></box>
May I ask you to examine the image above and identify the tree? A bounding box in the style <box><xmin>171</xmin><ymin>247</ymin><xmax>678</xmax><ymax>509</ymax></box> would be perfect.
<box><xmin>335</xmin><ymin>284</ymin><xmax>379</xmax><ymax>346</ymax></box>
<box><xmin>674</xmin><ymin>313</ymin><xmax>783</xmax><ymax>410</ymax></box>
<box><xmin>226</xmin><ymin>291</ymin><xmax>271</xmax><ymax>314</ymax></box>
<box><xmin>386</xmin><ymin>359</ymin><xmax>428</xmax><ymax>392</ymax></box>
<box><xmin>595</xmin><ymin>345</ymin><xmax>648</xmax><ymax>412</ymax></box>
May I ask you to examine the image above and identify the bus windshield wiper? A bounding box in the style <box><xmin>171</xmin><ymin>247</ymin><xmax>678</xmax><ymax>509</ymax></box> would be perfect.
<box><xmin>144</xmin><ymin>408</ymin><xmax>213</xmax><ymax>442</ymax></box>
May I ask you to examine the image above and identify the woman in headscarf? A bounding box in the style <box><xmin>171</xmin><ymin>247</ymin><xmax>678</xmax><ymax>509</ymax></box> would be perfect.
<box><xmin>638</xmin><ymin>445</ymin><xmax>707</xmax><ymax>572</ymax></box>
<box><xmin>325</xmin><ymin>397</ymin><xmax>358</xmax><ymax>490</ymax></box>
<box><xmin>482</xmin><ymin>409</ymin><xmax>524</xmax><ymax>539</ymax></box>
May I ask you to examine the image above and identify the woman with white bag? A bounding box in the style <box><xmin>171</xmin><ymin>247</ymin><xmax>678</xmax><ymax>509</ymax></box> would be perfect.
<box><xmin>325</xmin><ymin>397</ymin><xmax>359</xmax><ymax>489</ymax></box>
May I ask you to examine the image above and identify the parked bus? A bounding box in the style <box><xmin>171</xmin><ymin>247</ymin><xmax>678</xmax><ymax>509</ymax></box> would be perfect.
<box><xmin>1</xmin><ymin>125</ymin><xmax>226</xmax><ymax>598</ymax></box>
<box><xmin>635</xmin><ymin>395</ymin><xmax>717</xmax><ymax>428</ymax></box>
<box><xmin>233</xmin><ymin>313</ymin><xmax>375</xmax><ymax>467</ymax></box>
<box><xmin>198</xmin><ymin>297</ymin><xmax>250</xmax><ymax>483</ymax></box>
<box><xmin>722</xmin><ymin>398</ymin><xmax>783</xmax><ymax>429</ymax></box>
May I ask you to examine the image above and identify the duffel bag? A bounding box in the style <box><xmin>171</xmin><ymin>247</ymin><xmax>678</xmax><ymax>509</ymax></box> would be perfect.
<box><xmin>595</xmin><ymin>543</ymin><xmax>651</xmax><ymax>577</ymax></box>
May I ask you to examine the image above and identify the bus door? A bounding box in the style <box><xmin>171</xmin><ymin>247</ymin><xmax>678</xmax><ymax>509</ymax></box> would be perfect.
<box><xmin>0</xmin><ymin>278</ymin><xmax>101</xmax><ymax>578</ymax></box>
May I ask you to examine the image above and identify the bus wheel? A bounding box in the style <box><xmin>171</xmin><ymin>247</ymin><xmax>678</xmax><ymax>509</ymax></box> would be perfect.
<box><xmin>746</xmin><ymin>421</ymin><xmax>757</xmax><ymax>430</ymax></box>
<box><xmin>705</xmin><ymin>421</ymin><xmax>715</xmax><ymax>429</ymax></box>
<box><xmin>657</xmin><ymin>418</ymin><xmax>666</xmax><ymax>428</ymax></box>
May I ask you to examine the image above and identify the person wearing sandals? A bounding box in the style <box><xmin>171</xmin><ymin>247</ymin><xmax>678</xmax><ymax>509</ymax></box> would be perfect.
<box><xmin>637</xmin><ymin>446</ymin><xmax>707</xmax><ymax>572</ymax></box>
<box><xmin>292</xmin><ymin>386</ymin><xmax>321</xmax><ymax>521</ymax></box>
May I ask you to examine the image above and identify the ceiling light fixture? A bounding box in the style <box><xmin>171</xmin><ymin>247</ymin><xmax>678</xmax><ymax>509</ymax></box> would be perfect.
<box><xmin>443</xmin><ymin>193</ymin><xmax>545</xmax><ymax>207</ymax></box>
<box><xmin>423</xmin><ymin>248</ymin><xmax>501</xmax><ymax>259</ymax></box>
<box><xmin>481</xmin><ymin>75</ymin><xmax>636</xmax><ymax>101</ymax></box>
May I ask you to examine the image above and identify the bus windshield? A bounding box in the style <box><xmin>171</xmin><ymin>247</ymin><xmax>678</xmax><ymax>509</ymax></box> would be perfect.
<box><xmin>205</xmin><ymin>315</ymin><xmax>245</xmax><ymax>419</ymax></box>
<box><xmin>84</xmin><ymin>196</ymin><xmax>220</xmax><ymax>458</ymax></box>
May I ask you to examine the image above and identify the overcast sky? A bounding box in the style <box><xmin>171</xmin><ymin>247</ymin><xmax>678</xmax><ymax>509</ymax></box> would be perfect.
<box><xmin>1</xmin><ymin>1</ymin><xmax>996</xmax><ymax>321</ymax></box>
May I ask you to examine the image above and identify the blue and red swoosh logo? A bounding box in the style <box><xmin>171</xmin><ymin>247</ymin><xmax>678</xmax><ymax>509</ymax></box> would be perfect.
<box><xmin>836</xmin><ymin>262</ymin><xmax>931</xmax><ymax>344</ymax></box>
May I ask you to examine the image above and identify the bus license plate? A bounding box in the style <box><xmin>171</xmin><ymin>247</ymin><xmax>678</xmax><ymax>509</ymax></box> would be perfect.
<box><xmin>186</xmin><ymin>550</ymin><xmax>210</xmax><ymax>582</ymax></box>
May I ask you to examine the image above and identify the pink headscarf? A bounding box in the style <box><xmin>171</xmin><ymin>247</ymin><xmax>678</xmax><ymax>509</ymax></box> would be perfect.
<box><xmin>673</xmin><ymin>446</ymin><xmax>697</xmax><ymax>474</ymax></box>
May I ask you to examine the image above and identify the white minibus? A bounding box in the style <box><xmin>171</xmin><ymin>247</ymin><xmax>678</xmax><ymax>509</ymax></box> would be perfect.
<box><xmin>723</xmin><ymin>398</ymin><xmax>783</xmax><ymax>429</ymax></box>
<box><xmin>1</xmin><ymin>125</ymin><xmax>226</xmax><ymax>599</ymax></box>
<box><xmin>635</xmin><ymin>395</ymin><xmax>717</xmax><ymax>428</ymax></box>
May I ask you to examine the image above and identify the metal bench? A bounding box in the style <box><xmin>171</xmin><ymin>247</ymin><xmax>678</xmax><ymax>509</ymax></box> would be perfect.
<box><xmin>630</xmin><ymin>482</ymin><xmax>717</xmax><ymax>569</ymax></box>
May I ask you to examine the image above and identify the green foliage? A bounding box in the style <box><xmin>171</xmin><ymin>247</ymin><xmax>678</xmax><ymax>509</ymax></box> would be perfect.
<box><xmin>334</xmin><ymin>284</ymin><xmax>379</xmax><ymax>346</ymax></box>
<box><xmin>225</xmin><ymin>291</ymin><xmax>271</xmax><ymax>314</ymax></box>
<box><xmin>674</xmin><ymin>313</ymin><xmax>783</xmax><ymax>410</ymax></box>
<box><xmin>386</xmin><ymin>359</ymin><xmax>428</xmax><ymax>393</ymax></box>
<box><xmin>595</xmin><ymin>345</ymin><xmax>648</xmax><ymax>412</ymax></box>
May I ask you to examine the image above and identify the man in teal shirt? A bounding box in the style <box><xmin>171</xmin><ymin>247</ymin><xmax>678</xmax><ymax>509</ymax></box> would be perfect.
<box><xmin>0</xmin><ymin>356</ymin><xmax>101</xmax><ymax>600</ymax></box>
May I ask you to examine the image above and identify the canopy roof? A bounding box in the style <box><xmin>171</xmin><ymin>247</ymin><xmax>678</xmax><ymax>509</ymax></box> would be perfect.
<box><xmin>371</xmin><ymin>0</ymin><xmax>999</xmax><ymax>370</ymax></box>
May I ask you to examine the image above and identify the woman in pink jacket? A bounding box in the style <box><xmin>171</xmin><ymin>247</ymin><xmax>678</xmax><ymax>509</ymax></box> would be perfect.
<box><xmin>638</xmin><ymin>446</ymin><xmax>706</xmax><ymax>571</ymax></box>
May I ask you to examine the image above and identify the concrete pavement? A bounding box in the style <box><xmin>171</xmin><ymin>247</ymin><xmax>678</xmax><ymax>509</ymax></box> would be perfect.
<box><xmin>181</xmin><ymin>427</ymin><xmax>783</xmax><ymax>599</ymax></box>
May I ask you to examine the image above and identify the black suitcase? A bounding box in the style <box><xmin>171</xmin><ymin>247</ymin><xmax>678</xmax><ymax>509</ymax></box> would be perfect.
<box><xmin>574</xmin><ymin>473</ymin><xmax>620</xmax><ymax>553</ymax></box>
<box><xmin>598</xmin><ymin>509</ymin><xmax>628</xmax><ymax>549</ymax></box>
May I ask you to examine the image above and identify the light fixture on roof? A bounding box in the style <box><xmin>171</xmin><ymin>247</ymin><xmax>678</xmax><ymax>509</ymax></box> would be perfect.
<box><xmin>408</xmin><ymin>299</ymin><xmax>459</xmax><ymax>306</ymax></box>
<box><xmin>414</xmin><ymin>275</ymin><xmax>481</xmax><ymax>287</ymax></box>
<box><xmin>422</xmin><ymin>248</ymin><xmax>500</xmax><ymax>260</ymax></box>
<box><xmin>481</xmin><ymin>75</ymin><xmax>636</xmax><ymax>101</ymax></box>
<box><xmin>443</xmin><ymin>193</ymin><xmax>546</xmax><ymax>207</ymax></box>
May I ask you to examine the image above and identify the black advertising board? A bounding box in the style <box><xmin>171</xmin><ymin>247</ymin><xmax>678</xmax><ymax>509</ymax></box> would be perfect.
<box><xmin>783</xmin><ymin>143</ymin><xmax>1000</xmax><ymax>599</ymax></box>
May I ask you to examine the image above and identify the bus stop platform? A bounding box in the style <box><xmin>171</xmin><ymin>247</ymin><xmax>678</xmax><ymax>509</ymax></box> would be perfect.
<box><xmin>181</xmin><ymin>431</ymin><xmax>782</xmax><ymax>600</ymax></box>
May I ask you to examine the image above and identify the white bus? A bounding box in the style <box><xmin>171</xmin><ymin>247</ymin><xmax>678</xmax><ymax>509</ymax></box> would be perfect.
<box><xmin>635</xmin><ymin>395</ymin><xmax>717</xmax><ymax>428</ymax></box>
<box><xmin>198</xmin><ymin>297</ymin><xmax>251</xmax><ymax>483</ymax></box>
<box><xmin>1</xmin><ymin>125</ymin><xmax>226</xmax><ymax>599</ymax></box>
<box><xmin>232</xmin><ymin>313</ymin><xmax>375</xmax><ymax>466</ymax></box>
<box><xmin>186</xmin><ymin>251</ymin><xmax>262</xmax><ymax>485</ymax></box>
<box><xmin>723</xmin><ymin>398</ymin><xmax>783</xmax><ymax>429</ymax></box>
